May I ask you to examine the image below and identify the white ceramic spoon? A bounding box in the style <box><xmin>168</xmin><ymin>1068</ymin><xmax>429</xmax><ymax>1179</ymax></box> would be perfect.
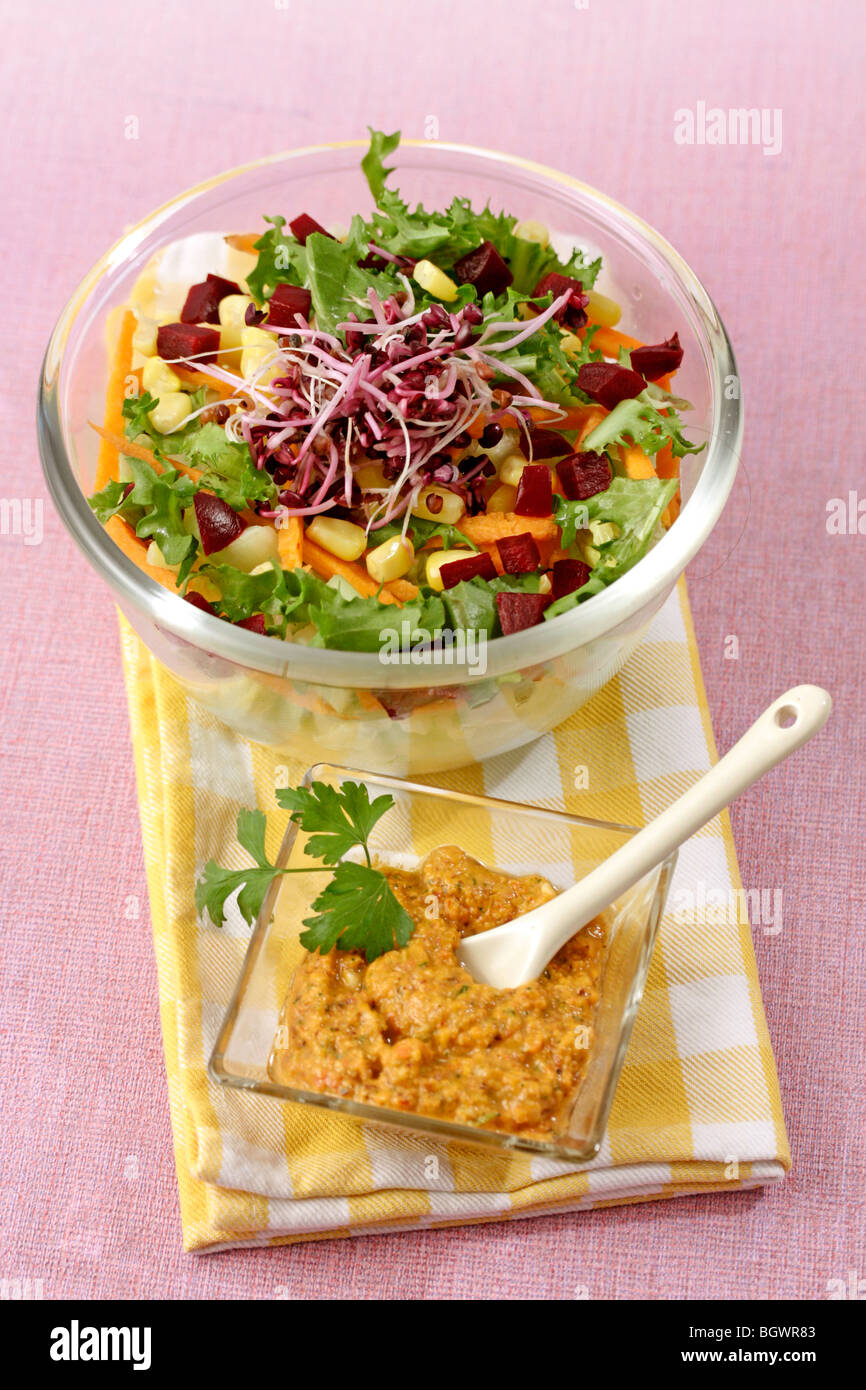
<box><xmin>457</xmin><ymin>685</ymin><xmax>832</xmax><ymax>989</ymax></box>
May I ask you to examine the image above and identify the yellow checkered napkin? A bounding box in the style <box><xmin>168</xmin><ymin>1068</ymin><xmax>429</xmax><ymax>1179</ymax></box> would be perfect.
<box><xmin>119</xmin><ymin>577</ymin><xmax>789</xmax><ymax>1252</ymax></box>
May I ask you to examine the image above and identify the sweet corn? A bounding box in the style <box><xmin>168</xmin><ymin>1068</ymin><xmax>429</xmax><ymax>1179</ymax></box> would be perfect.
<box><xmin>355</xmin><ymin>462</ymin><xmax>390</xmax><ymax>489</ymax></box>
<box><xmin>413</xmin><ymin>259</ymin><xmax>458</xmax><ymax>302</ymax></box>
<box><xmin>148</xmin><ymin>391</ymin><xmax>191</xmax><ymax>434</ymax></box>
<box><xmin>142</xmin><ymin>354</ymin><xmax>182</xmax><ymax>396</ymax></box>
<box><xmin>560</xmin><ymin>331</ymin><xmax>583</xmax><ymax>355</ymax></box>
<box><xmin>219</xmin><ymin>293</ymin><xmax>256</xmax><ymax>352</ymax></box>
<box><xmin>211</xmin><ymin>523</ymin><xmax>280</xmax><ymax>572</ymax></box>
<box><xmin>132</xmin><ymin>317</ymin><xmax>158</xmax><ymax>358</ymax></box>
<box><xmin>240</xmin><ymin>326</ymin><xmax>280</xmax><ymax>384</ymax></box>
<box><xmin>538</xmin><ymin>573</ymin><xmax>553</xmax><ymax>595</ymax></box>
<box><xmin>589</xmin><ymin>520</ymin><xmax>621</xmax><ymax>546</ymax></box>
<box><xmin>307</xmin><ymin>516</ymin><xmax>367</xmax><ymax>562</ymax></box>
<box><xmin>498</xmin><ymin>453</ymin><xmax>529</xmax><ymax>488</ymax></box>
<box><xmin>146</xmin><ymin>540</ymin><xmax>174</xmax><ymax>570</ymax></box>
<box><xmin>425</xmin><ymin>548</ymin><xmax>475</xmax><ymax>592</ymax></box>
<box><xmin>585</xmin><ymin>289</ymin><xmax>622</xmax><ymax>328</ymax></box>
<box><xmin>365</xmin><ymin>535</ymin><xmax>414</xmax><ymax>584</ymax></box>
<box><xmin>513</xmin><ymin>219</ymin><xmax>549</xmax><ymax>248</ymax></box>
<box><xmin>412</xmin><ymin>485</ymin><xmax>465</xmax><ymax>525</ymax></box>
<box><xmin>486</xmin><ymin>482</ymin><xmax>518</xmax><ymax>512</ymax></box>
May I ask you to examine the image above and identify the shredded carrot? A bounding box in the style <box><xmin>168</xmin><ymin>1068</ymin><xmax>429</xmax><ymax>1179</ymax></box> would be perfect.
<box><xmin>89</xmin><ymin>423</ymin><xmax>202</xmax><ymax>482</ymax></box>
<box><xmin>104</xmin><ymin>516</ymin><xmax>179</xmax><ymax>591</ymax></box>
<box><xmin>587</xmin><ymin>324</ymin><xmax>644</xmax><ymax>358</ymax></box>
<box><xmin>655</xmin><ymin>442</ymin><xmax>681</xmax><ymax>528</ymax></box>
<box><xmin>302</xmin><ymin>537</ymin><xmax>401</xmax><ymax>604</ymax></box>
<box><xmin>457</xmin><ymin>512</ymin><xmax>559</xmax><ymax>547</ymax></box>
<box><xmin>94</xmin><ymin>311</ymin><xmax>137</xmax><ymax>488</ymax></box>
<box><xmin>576</xmin><ymin>408</ymin><xmax>608</xmax><ymax>445</ymax></box>
<box><xmin>277</xmin><ymin>515</ymin><xmax>304</xmax><ymax>571</ymax></box>
<box><xmin>224</xmin><ymin>233</ymin><xmax>259</xmax><ymax>255</ymax></box>
<box><xmin>620</xmin><ymin>444</ymin><xmax>658</xmax><ymax>480</ymax></box>
<box><xmin>384</xmin><ymin>576</ymin><xmax>419</xmax><ymax>602</ymax></box>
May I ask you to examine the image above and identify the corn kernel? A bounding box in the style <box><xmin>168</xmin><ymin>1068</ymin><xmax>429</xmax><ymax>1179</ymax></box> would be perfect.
<box><xmin>307</xmin><ymin>516</ymin><xmax>367</xmax><ymax>562</ymax></box>
<box><xmin>425</xmin><ymin>548</ymin><xmax>475</xmax><ymax>592</ymax></box>
<box><xmin>142</xmin><ymin>354</ymin><xmax>182</xmax><ymax>396</ymax></box>
<box><xmin>218</xmin><ymin>293</ymin><xmax>256</xmax><ymax>353</ymax></box>
<box><xmin>212</xmin><ymin>523</ymin><xmax>279</xmax><ymax>571</ymax></box>
<box><xmin>365</xmin><ymin>535</ymin><xmax>414</xmax><ymax>583</ymax></box>
<box><xmin>513</xmin><ymin>219</ymin><xmax>549</xmax><ymax>248</ymax></box>
<box><xmin>498</xmin><ymin>453</ymin><xmax>529</xmax><ymax>488</ymax></box>
<box><xmin>148</xmin><ymin>391</ymin><xmax>191</xmax><ymax>434</ymax></box>
<box><xmin>586</xmin><ymin>289</ymin><xmax>622</xmax><ymax>328</ymax></box>
<box><xmin>412</xmin><ymin>486</ymin><xmax>465</xmax><ymax>525</ymax></box>
<box><xmin>538</xmin><ymin>573</ymin><xmax>553</xmax><ymax>595</ymax></box>
<box><xmin>560</xmin><ymin>331</ymin><xmax>583</xmax><ymax>355</ymax></box>
<box><xmin>146</xmin><ymin>540</ymin><xmax>175</xmax><ymax>570</ymax></box>
<box><xmin>240</xmin><ymin>327</ymin><xmax>280</xmax><ymax>384</ymax></box>
<box><xmin>413</xmin><ymin>259</ymin><xmax>458</xmax><ymax>302</ymax></box>
<box><xmin>355</xmin><ymin>462</ymin><xmax>389</xmax><ymax>489</ymax></box>
<box><xmin>589</xmin><ymin>520</ymin><xmax>621</xmax><ymax>545</ymax></box>
<box><xmin>486</xmin><ymin>483</ymin><xmax>518</xmax><ymax>512</ymax></box>
<box><xmin>132</xmin><ymin>317</ymin><xmax>158</xmax><ymax>358</ymax></box>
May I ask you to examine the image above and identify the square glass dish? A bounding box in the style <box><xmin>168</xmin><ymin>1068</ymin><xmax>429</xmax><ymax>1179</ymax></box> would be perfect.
<box><xmin>210</xmin><ymin>764</ymin><xmax>677</xmax><ymax>1162</ymax></box>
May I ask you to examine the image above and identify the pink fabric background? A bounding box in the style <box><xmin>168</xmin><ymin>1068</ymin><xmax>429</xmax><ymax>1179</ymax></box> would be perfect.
<box><xmin>1</xmin><ymin>0</ymin><xmax>863</xmax><ymax>1300</ymax></box>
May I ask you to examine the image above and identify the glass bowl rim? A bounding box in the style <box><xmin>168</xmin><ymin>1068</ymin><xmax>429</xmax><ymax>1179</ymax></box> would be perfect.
<box><xmin>38</xmin><ymin>138</ymin><xmax>742</xmax><ymax>689</ymax></box>
<box><xmin>208</xmin><ymin>760</ymin><xmax>678</xmax><ymax>1163</ymax></box>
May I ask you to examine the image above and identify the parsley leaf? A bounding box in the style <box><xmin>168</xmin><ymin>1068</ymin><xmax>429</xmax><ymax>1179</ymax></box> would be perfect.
<box><xmin>299</xmin><ymin>860</ymin><xmax>414</xmax><ymax>960</ymax></box>
<box><xmin>195</xmin><ymin>780</ymin><xmax>415</xmax><ymax>962</ymax></box>
<box><xmin>194</xmin><ymin>809</ymin><xmax>285</xmax><ymax>928</ymax></box>
<box><xmin>277</xmin><ymin>779</ymin><xmax>394</xmax><ymax>866</ymax></box>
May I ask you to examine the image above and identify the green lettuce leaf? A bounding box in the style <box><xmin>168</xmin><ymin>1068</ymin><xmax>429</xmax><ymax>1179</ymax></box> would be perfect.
<box><xmin>549</xmin><ymin>475</ymin><xmax>678</xmax><ymax>613</ymax></box>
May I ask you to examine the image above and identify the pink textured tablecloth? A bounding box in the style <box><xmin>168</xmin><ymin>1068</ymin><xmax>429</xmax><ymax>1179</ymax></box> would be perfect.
<box><xmin>1</xmin><ymin>0</ymin><xmax>863</xmax><ymax>1300</ymax></box>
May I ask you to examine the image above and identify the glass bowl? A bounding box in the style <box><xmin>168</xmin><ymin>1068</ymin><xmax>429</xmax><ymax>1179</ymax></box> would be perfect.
<box><xmin>38</xmin><ymin>140</ymin><xmax>741</xmax><ymax>775</ymax></box>
<box><xmin>209</xmin><ymin>764</ymin><xmax>677</xmax><ymax>1162</ymax></box>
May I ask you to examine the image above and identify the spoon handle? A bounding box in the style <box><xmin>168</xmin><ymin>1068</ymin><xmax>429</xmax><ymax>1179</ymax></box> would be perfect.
<box><xmin>461</xmin><ymin>685</ymin><xmax>832</xmax><ymax>985</ymax></box>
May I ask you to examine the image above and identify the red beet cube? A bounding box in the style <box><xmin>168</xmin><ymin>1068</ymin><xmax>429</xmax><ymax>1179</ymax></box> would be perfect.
<box><xmin>453</xmin><ymin>240</ymin><xmax>513</xmax><ymax>298</ymax></box>
<box><xmin>551</xmin><ymin>558</ymin><xmax>591</xmax><ymax>600</ymax></box>
<box><xmin>289</xmin><ymin>213</ymin><xmax>332</xmax><ymax>245</ymax></box>
<box><xmin>557</xmin><ymin>451</ymin><xmax>612</xmax><ymax>501</ymax></box>
<box><xmin>532</xmin><ymin>272</ymin><xmax>589</xmax><ymax>329</ymax></box>
<box><xmin>514</xmin><ymin>464</ymin><xmax>553</xmax><ymax>516</ymax></box>
<box><xmin>180</xmin><ymin>273</ymin><xmax>242</xmax><ymax>325</ymax></box>
<box><xmin>157</xmin><ymin>322</ymin><xmax>220</xmax><ymax>364</ymax></box>
<box><xmin>194</xmin><ymin>492</ymin><xmax>246</xmax><ymax>555</ymax></box>
<box><xmin>528</xmin><ymin>428</ymin><xmax>571</xmax><ymax>460</ymax></box>
<box><xmin>183</xmin><ymin>590</ymin><xmax>218</xmax><ymax>616</ymax></box>
<box><xmin>577</xmin><ymin>361</ymin><xmax>645</xmax><ymax>410</ymax></box>
<box><xmin>439</xmin><ymin>550</ymin><xmax>496</xmax><ymax>589</ymax></box>
<box><xmin>630</xmin><ymin>333</ymin><xmax>684</xmax><ymax>381</ymax></box>
<box><xmin>267</xmin><ymin>282</ymin><xmax>313</xmax><ymax>328</ymax></box>
<box><xmin>235</xmin><ymin>614</ymin><xmax>267</xmax><ymax>635</ymax></box>
<box><xmin>496</xmin><ymin>532</ymin><xmax>541</xmax><ymax>574</ymax></box>
<box><xmin>496</xmin><ymin>590</ymin><xmax>551</xmax><ymax>635</ymax></box>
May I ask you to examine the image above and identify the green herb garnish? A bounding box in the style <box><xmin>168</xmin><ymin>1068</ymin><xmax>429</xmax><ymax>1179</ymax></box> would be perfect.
<box><xmin>195</xmin><ymin>780</ymin><xmax>415</xmax><ymax>962</ymax></box>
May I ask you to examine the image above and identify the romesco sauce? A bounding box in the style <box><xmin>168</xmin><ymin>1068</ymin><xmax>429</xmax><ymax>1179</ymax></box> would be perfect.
<box><xmin>269</xmin><ymin>846</ymin><xmax>606</xmax><ymax>1138</ymax></box>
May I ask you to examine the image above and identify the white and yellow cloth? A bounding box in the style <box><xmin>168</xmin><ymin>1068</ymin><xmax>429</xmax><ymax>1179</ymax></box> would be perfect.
<box><xmin>119</xmin><ymin>577</ymin><xmax>789</xmax><ymax>1252</ymax></box>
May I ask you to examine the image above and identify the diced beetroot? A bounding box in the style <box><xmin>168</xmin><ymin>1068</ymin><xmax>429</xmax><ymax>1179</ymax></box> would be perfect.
<box><xmin>157</xmin><ymin>322</ymin><xmax>220</xmax><ymax>364</ymax></box>
<box><xmin>453</xmin><ymin>240</ymin><xmax>513</xmax><ymax>298</ymax></box>
<box><xmin>439</xmin><ymin>550</ymin><xmax>496</xmax><ymax>589</ymax></box>
<box><xmin>528</xmin><ymin>428</ymin><xmax>571</xmax><ymax>460</ymax></box>
<box><xmin>267</xmin><ymin>282</ymin><xmax>312</xmax><ymax>328</ymax></box>
<box><xmin>577</xmin><ymin>361</ymin><xmax>645</xmax><ymax>410</ymax></box>
<box><xmin>183</xmin><ymin>590</ymin><xmax>217</xmax><ymax>615</ymax></box>
<box><xmin>557</xmin><ymin>451</ymin><xmax>612</xmax><ymax>501</ymax></box>
<box><xmin>235</xmin><ymin>614</ymin><xmax>267</xmax><ymax>635</ymax></box>
<box><xmin>496</xmin><ymin>590</ymin><xmax>552</xmax><ymax>635</ymax></box>
<box><xmin>552</xmin><ymin>558</ymin><xmax>591</xmax><ymax>600</ymax></box>
<box><xmin>194</xmin><ymin>492</ymin><xmax>246</xmax><ymax>555</ymax></box>
<box><xmin>514</xmin><ymin>464</ymin><xmax>553</xmax><ymax>516</ymax></box>
<box><xmin>532</xmin><ymin>272</ymin><xmax>589</xmax><ymax>329</ymax></box>
<box><xmin>289</xmin><ymin>213</ymin><xmax>332</xmax><ymax>245</ymax></box>
<box><xmin>630</xmin><ymin>332</ymin><xmax>684</xmax><ymax>381</ymax></box>
<box><xmin>496</xmin><ymin>532</ymin><xmax>541</xmax><ymax>574</ymax></box>
<box><xmin>180</xmin><ymin>273</ymin><xmax>242</xmax><ymax>325</ymax></box>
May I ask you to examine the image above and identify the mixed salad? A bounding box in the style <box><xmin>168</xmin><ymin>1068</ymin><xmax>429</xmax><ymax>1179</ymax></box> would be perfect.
<box><xmin>89</xmin><ymin>129</ymin><xmax>702</xmax><ymax>654</ymax></box>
